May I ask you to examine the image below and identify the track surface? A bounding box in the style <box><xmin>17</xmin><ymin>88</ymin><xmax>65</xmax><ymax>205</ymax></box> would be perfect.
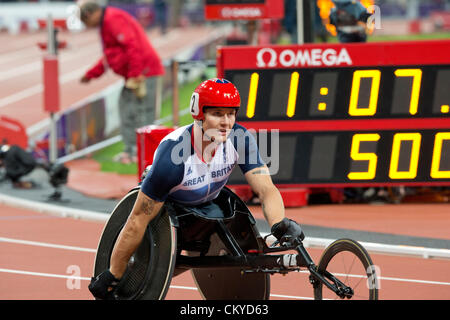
<box><xmin>1</xmin><ymin>28</ymin><xmax>449</xmax><ymax>300</ymax></box>
<box><xmin>1</xmin><ymin>202</ymin><xmax>449</xmax><ymax>300</ymax></box>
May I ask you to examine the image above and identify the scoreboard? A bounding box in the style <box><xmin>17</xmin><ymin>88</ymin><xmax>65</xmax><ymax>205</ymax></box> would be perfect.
<box><xmin>217</xmin><ymin>40</ymin><xmax>450</xmax><ymax>187</ymax></box>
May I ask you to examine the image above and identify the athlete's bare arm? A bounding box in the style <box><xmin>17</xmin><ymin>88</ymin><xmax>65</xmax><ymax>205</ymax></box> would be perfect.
<box><xmin>244</xmin><ymin>165</ymin><xmax>285</xmax><ymax>227</ymax></box>
<box><xmin>109</xmin><ymin>190</ymin><xmax>164</xmax><ymax>279</ymax></box>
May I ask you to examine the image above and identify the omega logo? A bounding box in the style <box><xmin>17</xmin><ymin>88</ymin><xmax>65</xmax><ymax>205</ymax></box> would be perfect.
<box><xmin>256</xmin><ymin>47</ymin><xmax>353</xmax><ymax>68</ymax></box>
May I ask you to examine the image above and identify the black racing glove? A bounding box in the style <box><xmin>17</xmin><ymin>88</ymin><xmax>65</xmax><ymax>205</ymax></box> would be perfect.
<box><xmin>271</xmin><ymin>218</ymin><xmax>305</xmax><ymax>245</ymax></box>
<box><xmin>88</xmin><ymin>270</ymin><xmax>120</xmax><ymax>300</ymax></box>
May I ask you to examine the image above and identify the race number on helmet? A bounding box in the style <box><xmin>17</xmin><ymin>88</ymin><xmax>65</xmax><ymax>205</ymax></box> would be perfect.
<box><xmin>190</xmin><ymin>78</ymin><xmax>241</xmax><ymax>120</ymax></box>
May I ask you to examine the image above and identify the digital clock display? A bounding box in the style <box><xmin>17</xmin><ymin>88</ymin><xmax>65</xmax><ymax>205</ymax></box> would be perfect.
<box><xmin>228</xmin><ymin>130</ymin><xmax>450</xmax><ymax>186</ymax></box>
<box><xmin>229</xmin><ymin>66</ymin><xmax>450</xmax><ymax>121</ymax></box>
<box><xmin>217</xmin><ymin>41</ymin><xmax>450</xmax><ymax>187</ymax></box>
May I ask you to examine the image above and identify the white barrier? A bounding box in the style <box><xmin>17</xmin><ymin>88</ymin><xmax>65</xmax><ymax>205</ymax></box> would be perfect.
<box><xmin>0</xmin><ymin>192</ymin><xmax>107</xmax><ymax>222</ymax></box>
<box><xmin>0</xmin><ymin>2</ymin><xmax>79</xmax><ymax>34</ymax></box>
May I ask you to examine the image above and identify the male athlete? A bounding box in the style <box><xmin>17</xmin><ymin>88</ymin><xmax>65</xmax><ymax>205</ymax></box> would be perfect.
<box><xmin>88</xmin><ymin>78</ymin><xmax>304</xmax><ymax>299</ymax></box>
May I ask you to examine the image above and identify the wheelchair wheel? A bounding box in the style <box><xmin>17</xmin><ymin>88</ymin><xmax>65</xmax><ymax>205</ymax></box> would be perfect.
<box><xmin>313</xmin><ymin>238</ymin><xmax>379</xmax><ymax>300</ymax></box>
<box><xmin>190</xmin><ymin>231</ymin><xmax>270</xmax><ymax>300</ymax></box>
<box><xmin>92</xmin><ymin>188</ymin><xmax>177</xmax><ymax>300</ymax></box>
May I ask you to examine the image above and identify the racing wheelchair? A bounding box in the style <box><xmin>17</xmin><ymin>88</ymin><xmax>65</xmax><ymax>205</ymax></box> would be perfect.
<box><xmin>92</xmin><ymin>186</ymin><xmax>379</xmax><ymax>300</ymax></box>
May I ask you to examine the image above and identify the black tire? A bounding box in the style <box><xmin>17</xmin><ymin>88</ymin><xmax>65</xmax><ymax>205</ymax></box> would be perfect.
<box><xmin>313</xmin><ymin>238</ymin><xmax>379</xmax><ymax>300</ymax></box>
<box><xmin>190</xmin><ymin>231</ymin><xmax>270</xmax><ymax>300</ymax></box>
<box><xmin>92</xmin><ymin>188</ymin><xmax>177</xmax><ymax>300</ymax></box>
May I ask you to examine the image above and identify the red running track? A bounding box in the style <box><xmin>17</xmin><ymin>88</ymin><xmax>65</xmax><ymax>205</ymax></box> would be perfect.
<box><xmin>0</xmin><ymin>202</ymin><xmax>449</xmax><ymax>300</ymax></box>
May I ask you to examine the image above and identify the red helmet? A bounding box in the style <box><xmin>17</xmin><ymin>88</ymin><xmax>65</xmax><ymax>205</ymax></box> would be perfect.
<box><xmin>190</xmin><ymin>78</ymin><xmax>241</xmax><ymax>121</ymax></box>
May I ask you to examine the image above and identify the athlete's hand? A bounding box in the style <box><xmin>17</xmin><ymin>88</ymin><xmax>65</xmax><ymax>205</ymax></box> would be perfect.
<box><xmin>271</xmin><ymin>218</ymin><xmax>305</xmax><ymax>245</ymax></box>
<box><xmin>88</xmin><ymin>270</ymin><xmax>120</xmax><ymax>300</ymax></box>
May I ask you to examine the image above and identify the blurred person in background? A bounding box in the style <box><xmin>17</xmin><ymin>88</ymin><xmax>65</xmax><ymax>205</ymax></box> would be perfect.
<box><xmin>0</xmin><ymin>144</ymin><xmax>36</xmax><ymax>189</ymax></box>
<box><xmin>329</xmin><ymin>0</ymin><xmax>372</xmax><ymax>43</ymax></box>
<box><xmin>78</xmin><ymin>1</ymin><xmax>165</xmax><ymax>164</ymax></box>
<box><xmin>282</xmin><ymin>0</ymin><xmax>329</xmax><ymax>44</ymax></box>
<box><xmin>314</xmin><ymin>1</ymin><xmax>329</xmax><ymax>42</ymax></box>
<box><xmin>0</xmin><ymin>144</ymin><xmax>69</xmax><ymax>195</ymax></box>
<box><xmin>282</xmin><ymin>0</ymin><xmax>298</xmax><ymax>43</ymax></box>
<box><xmin>154</xmin><ymin>0</ymin><xmax>168</xmax><ymax>35</ymax></box>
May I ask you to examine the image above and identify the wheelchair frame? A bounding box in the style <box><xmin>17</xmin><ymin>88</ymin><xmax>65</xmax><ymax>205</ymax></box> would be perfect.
<box><xmin>171</xmin><ymin>208</ymin><xmax>354</xmax><ymax>299</ymax></box>
<box><xmin>93</xmin><ymin>186</ymin><xmax>378</xmax><ymax>300</ymax></box>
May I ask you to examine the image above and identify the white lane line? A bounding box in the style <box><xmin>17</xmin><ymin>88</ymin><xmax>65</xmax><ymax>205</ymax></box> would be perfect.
<box><xmin>0</xmin><ymin>268</ymin><xmax>91</xmax><ymax>281</ymax></box>
<box><xmin>264</xmin><ymin>233</ymin><xmax>450</xmax><ymax>260</ymax></box>
<box><xmin>169</xmin><ymin>285</ymin><xmax>198</xmax><ymax>291</ymax></box>
<box><xmin>378</xmin><ymin>275</ymin><xmax>450</xmax><ymax>286</ymax></box>
<box><xmin>0</xmin><ymin>47</ymin><xmax>41</xmax><ymax>65</ymax></box>
<box><xmin>0</xmin><ymin>27</ymin><xmax>220</xmax><ymax>110</ymax></box>
<box><xmin>170</xmin><ymin>285</ymin><xmax>312</xmax><ymax>300</ymax></box>
<box><xmin>0</xmin><ymin>236</ymin><xmax>96</xmax><ymax>253</ymax></box>
<box><xmin>0</xmin><ymin>44</ymin><xmax>102</xmax><ymax>109</ymax></box>
<box><xmin>0</xmin><ymin>193</ymin><xmax>109</xmax><ymax>222</ymax></box>
<box><xmin>0</xmin><ymin>215</ymin><xmax>61</xmax><ymax>220</ymax></box>
<box><xmin>0</xmin><ymin>68</ymin><xmax>88</xmax><ymax>109</ymax></box>
<box><xmin>0</xmin><ymin>28</ymin><xmax>178</xmax><ymax>83</ymax></box>
<box><xmin>1</xmin><ymin>235</ymin><xmax>450</xmax><ymax>287</ymax></box>
<box><xmin>0</xmin><ymin>36</ymin><xmax>98</xmax><ymax>66</ymax></box>
<box><xmin>0</xmin><ymin>84</ymin><xmax>42</xmax><ymax>108</ymax></box>
<box><xmin>0</xmin><ymin>268</ymin><xmax>312</xmax><ymax>300</ymax></box>
<box><xmin>270</xmin><ymin>293</ymin><xmax>314</xmax><ymax>300</ymax></box>
<box><xmin>317</xmin><ymin>270</ymin><xmax>450</xmax><ymax>286</ymax></box>
<box><xmin>0</xmin><ymin>43</ymin><xmax>100</xmax><ymax>82</ymax></box>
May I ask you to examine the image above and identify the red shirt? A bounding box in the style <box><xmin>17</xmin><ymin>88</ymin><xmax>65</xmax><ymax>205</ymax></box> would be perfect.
<box><xmin>85</xmin><ymin>7</ymin><xmax>164</xmax><ymax>80</ymax></box>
